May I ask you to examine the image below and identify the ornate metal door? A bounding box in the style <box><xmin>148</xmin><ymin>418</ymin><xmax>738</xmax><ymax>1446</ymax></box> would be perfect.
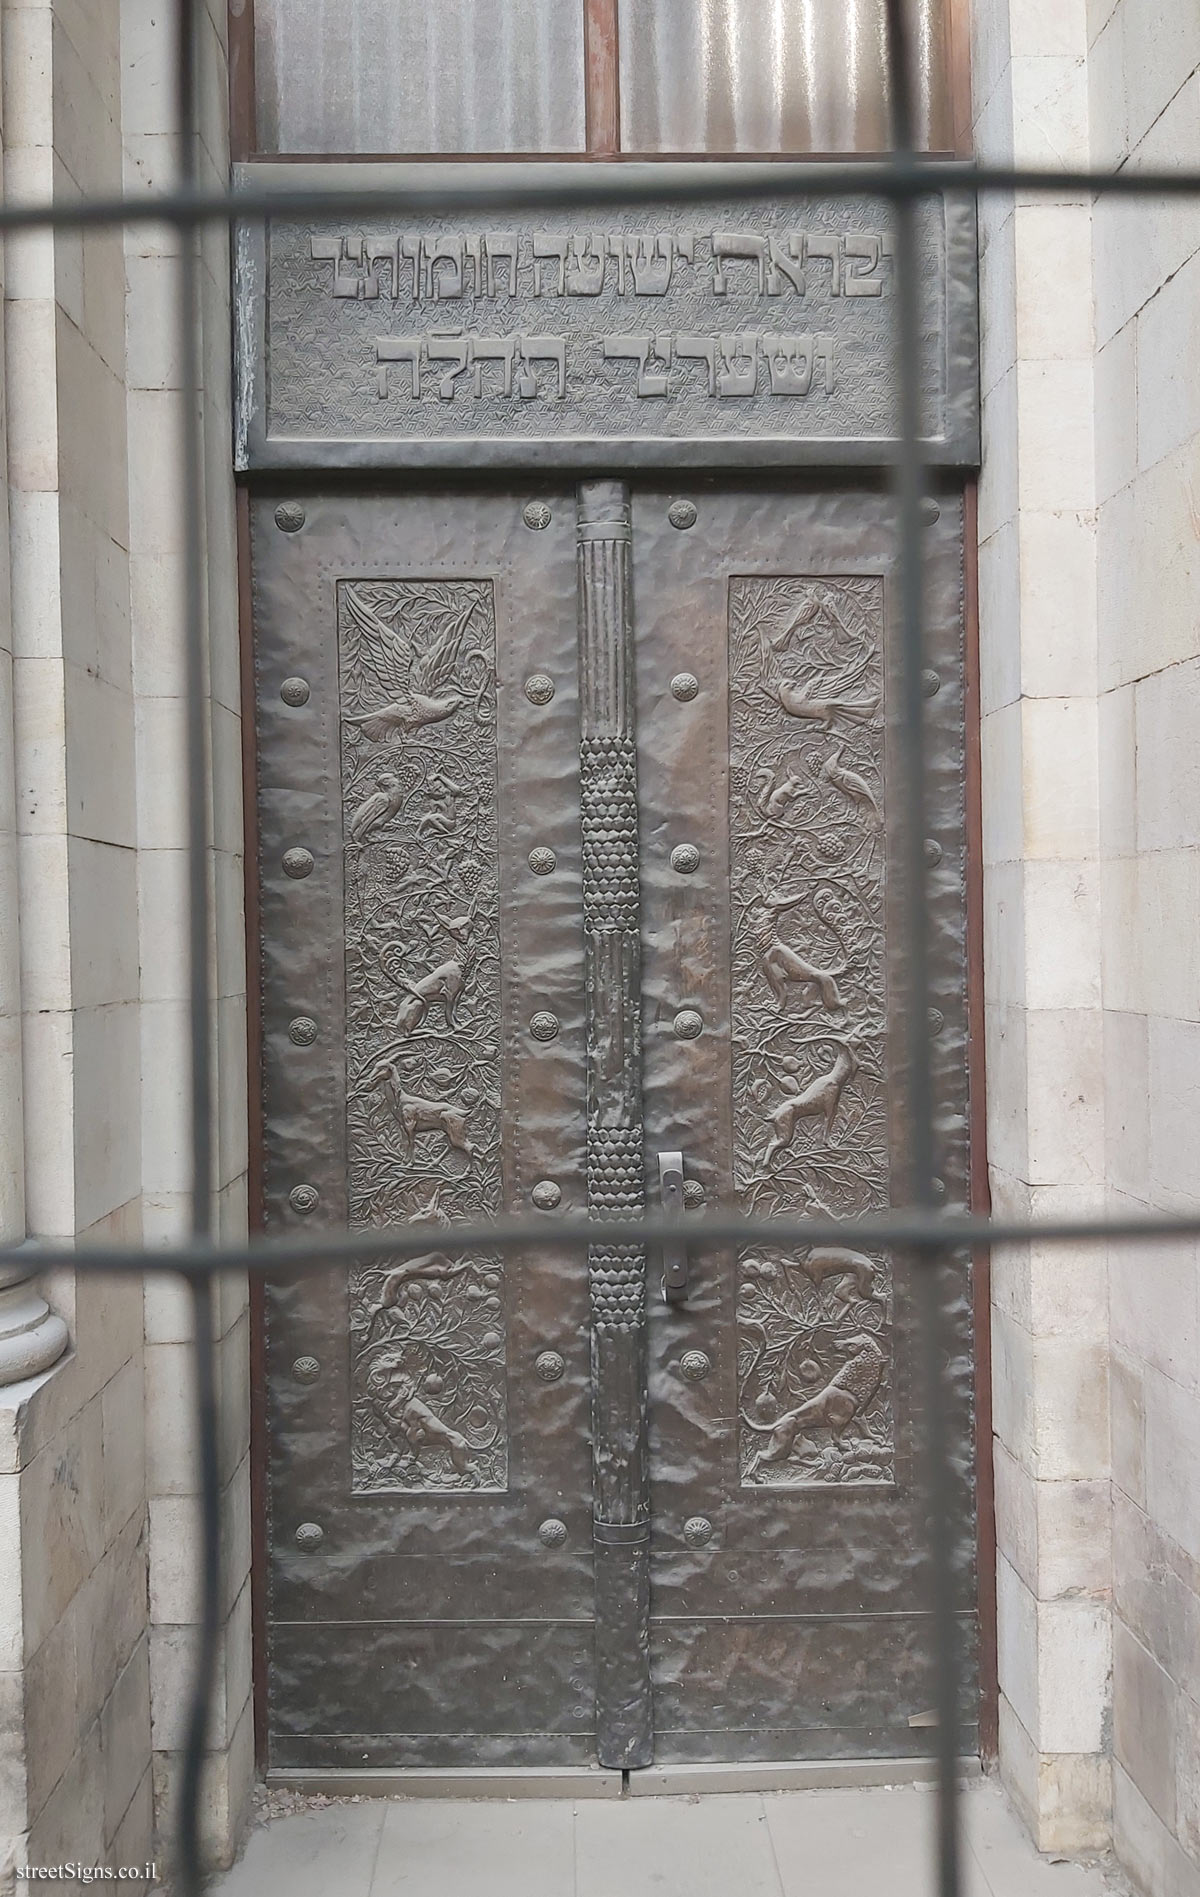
<box><xmin>253</xmin><ymin>478</ymin><xmax>973</xmax><ymax>1774</ymax></box>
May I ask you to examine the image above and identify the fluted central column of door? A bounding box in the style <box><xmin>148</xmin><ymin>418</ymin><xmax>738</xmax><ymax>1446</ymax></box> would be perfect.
<box><xmin>576</xmin><ymin>479</ymin><xmax>653</xmax><ymax>1768</ymax></box>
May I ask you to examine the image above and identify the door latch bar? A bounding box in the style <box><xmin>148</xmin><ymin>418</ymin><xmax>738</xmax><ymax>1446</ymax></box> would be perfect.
<box><xmin>658</xmin><ymin>1150</ymin><xmax>688</xmax><ymax>1303</ymax></box>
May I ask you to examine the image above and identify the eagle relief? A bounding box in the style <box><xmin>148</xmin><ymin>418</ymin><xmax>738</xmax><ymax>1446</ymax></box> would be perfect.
<box><xmin>339</xmin><ymin>578</ymin><xmax>507</xmax><ymax>1494</ymax></box>
<box><xmin>729</xmin><ymin>575</ymin><xmax>896</xmax><ymax>1488</ymax></box>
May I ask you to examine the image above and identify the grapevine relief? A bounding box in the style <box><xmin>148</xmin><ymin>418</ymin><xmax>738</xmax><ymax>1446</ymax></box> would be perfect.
<box><xmin>731</xmin><ymin>576</ymin><xmax>895</xmax><ymax>1487</ymax></box>
<box><xmin>341</xmin><ymin>579</ymin><xmax>507</xmax><ymax>1493</ymax></box>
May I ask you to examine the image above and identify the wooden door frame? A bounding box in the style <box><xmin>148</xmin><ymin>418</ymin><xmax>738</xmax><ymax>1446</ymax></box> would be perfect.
<box><xmin>231</xmin><ymin>0</ymin><xmax>997</xmax><ymax>1770</ymax></box>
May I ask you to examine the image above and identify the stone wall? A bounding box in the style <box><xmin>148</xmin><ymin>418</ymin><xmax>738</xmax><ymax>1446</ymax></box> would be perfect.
<box><xmin>0</xmin><ymin>0</ymin><xmax>247</xmax><ymax>1885</ymax></box>
<box><xmin>972</xmin><ymin>0</ymin><xmax>1112</xmax><ymax>1854</ymax></box>
<box><xmin>1087</xmin><ymin>3</ymin><xmax>1200</xmax><ymax>1893</ymax></box>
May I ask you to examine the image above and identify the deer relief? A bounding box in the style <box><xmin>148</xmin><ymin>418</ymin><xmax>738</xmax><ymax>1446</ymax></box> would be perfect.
<box><xmin>761</xmin><ymin>1032</ymin><xmax>862</xmax><ymax>1167</ymax></box>
<box><xmin>367</xmin><ymin>1059</ymin><xmax>478</xmax><ymax>1161</ymax></box>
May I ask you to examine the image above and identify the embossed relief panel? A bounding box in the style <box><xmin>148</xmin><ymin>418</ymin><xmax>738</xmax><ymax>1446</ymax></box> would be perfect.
<box><xmin>728</xmin><ymin>575</ymin><xmax>894</xmax><ymax>1489</ymax></box>
<box><xmin>338</xmin><ymin>578</ymin><xmax>507</xmax><ymax>1494</ymax></box>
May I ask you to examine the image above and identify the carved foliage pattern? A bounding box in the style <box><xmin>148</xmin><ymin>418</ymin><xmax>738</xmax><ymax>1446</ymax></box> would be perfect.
<box><xmin>341</xmin><ymin>578</ymin><xmax>506</xmax><ymax>1493</ymax></box>
<box><xmin>729</xmin><ymin>576</ymin><xmax>895</xmax><ymax>1488</ymax></box>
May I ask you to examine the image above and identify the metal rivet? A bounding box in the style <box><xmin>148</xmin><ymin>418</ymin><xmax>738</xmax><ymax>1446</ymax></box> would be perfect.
<box><xmin>670</xmin><ymin>844</ymin><xmax>700</xmax><ymax>876</ymax></box>
<box><xmin>294</xmin><ymin>1521</ymin><xmax>324</xmax><ymax>1550</ymax></box>
<box><xmin>282</xmin><ymin>847</ymin><xmax>314</xmax><ymax>880</ymax></box>
<box><xmin>535</xmin><ymin>1350</ymin><xmax>565</xmax><ymax>1383</ymax></box>
<box><xmin>670</xmin><ymin>672</ymin><xmax>700</xmax><ymax>702</ymax></box>
<box><xmin>683</xmin><ymin>1516</ymin><xmax>713</xmax><ymax>1548</ymax></box>
<box><xmin>529</xmin><ymin>1011</ymin><xmax>560</xmax><ymax>1042</ymax></box>
<box><xmin>280</xmin><ymin>676</ymin><xmax>310</xmax><ymax>707</ymax></box>
<box><xmin>673</xmin><ymin>1008</ymin><xmax>704</xmax><ymax>1040</ymax></box>
<box><xmin>679</xmin><ymin>1350</ymin><xmax>711</xmax><ymax>1383</ymax></box>
<box><xmin>275</xmin><ymin>502</ymin><xmax>306</xmax><ymax>534</ymax></box>
<box><xmin>531</xmin><ymin>1180</ymin><xmax>562</xmax><ymax>1211</ymax></box>
<box><xmin>920</xmin><ymin>497</ymin><xmax>941</xmax><ymax>525</ymax></box>
<box><xmin>668</xmin><ymin>499</ymin><xmax>698</xmax><ymax>531</ymax></box>
<box><xmin>292</xmin><ymin>1355</ymin><xmax>321</xmax><ymax>1384</ymax></box>
<box><xmin>523</xmin><ymin>501</ymin><xmax>552</xmax><ymax>531</ymax></box>
<box><xmin>524</xmin><ymin>672</ymin><xmax>555</xmax><ymax>705</ymax></box>
<box><xmin>288</xmin><ymin>1016</ymin><xmax>318</xmax><ymax>1047</ymax></box>
<box><xmin>922</xmin><ymin>668</ymin><xmax>942</xmax><ymax>698</ymax></box>
<box><xmin>538</xmin><ymin>1518</ymin><xmax>568</xmax><ymax>1548</ymax></box>
<box><xmin>924</xmin><ymin>839</ymin><xmax>944</xmax><ymax>868</ymax></box>
<box><xmin>528</xmin><ymin>847</ymin><xmax>557</xmax><ymax>876</ymax></box>
<box><xmin>682</xmin><ymin>1180</ymin><xmax>706</xmax><ymax>1210</ymax></box>
<box><xmin>289</xmin><ymin>1184</ymin><xmax>320</xmax><ymax>1215</ymax></box>
<box><xmin>927</xmin><ymin>1007</ymin><xmax>945</xmax><ymax>1036</ymax></box>
<box><xmin>932</xmin><ymin>1177</ymin><xmax>947</xmax><ymax>1201</ymax></box>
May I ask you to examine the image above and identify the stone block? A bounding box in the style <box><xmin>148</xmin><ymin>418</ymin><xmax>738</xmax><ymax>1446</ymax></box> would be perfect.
<box><xmin>982</xmin><ymin>701</ymin><xmax>1024</xmax><ymax>865</ymax></box>
<box><xmin>1110</xmin><ymin>1349</ymin><xmax>1147</xmax><ymax>1509</ymax></box>
<box><xmin>19</xmin><ymin>1404</ymin><xmax>106</xmax><ymax>1659</ymax></box>
<box><xmin>1137</xmin><ymin>659</ymin><xmax>1200</xmax><ymax>854</ymax></box>
<box><xmin>1114</xmin><ymin>1762</ymin><xmax>1200</xmax><ymax>1897</ymax></box>
<box><xmin>100</xmin><ymin>1634</ymin><xmax>151</xmax><ymax>1844</ymax></box>
<box><xmin>991</xmin><ymin>1306</ymin><xmax>1035</xmax><ymax>1470</ymax></box>
<box><xmin>1104</xmin><ymin>1009</ymin><xmax>1148</xmax><ymax>1201</ymax></box>
<box><xmin>1024</xmin><ymin>1007</ymin><xmax>1104</xmax><ymax>1193</ymax></box>
<box><xmin>24</xmin><ymin>1716</ymin><xmax>105</xmax><ymax>1879</ymax></box>
<box><xmin>7</xmin><ymin>491</ymin><xmax>62</xmax><ymax>662</ymax></box>
<box><xmin>1017</xmin><ymin>511</ymin><xmax>1099</xmax><ymax>700</ymax></box>
<box><xmin>1032</xmin><ymin>1335</ymin><xmax>1110</xmax><ymax>1481</ymax></box>
<box><xmin>982</xmin><ymin>858</ymin><xmax>1026</xmax><ymax>1012</ymax></box>
<box><xmin>100</xmin><ymin>1352</ymin><xmax>145</xmax><ymax>1541</ymax></box>
<box><xmin>1020</xmin><ymin>697</ymin><xmax>1100</xmax><ymax>861</ymax></box>
<box><xmin>979</xmin><ymin>215</ymin><xmax>1018</xmax><ymax>402</ymax></box>
<box><xmin>70</xmin><ymin>1001</ymin><xmax>142</xmax><ymax>1234</ymax></box>
<box><xmin>1014</xmin><ymin>205</ymin><xmax>1094</xmax><ymax>361</ymax></box>
<box><xmin>1114</xmin><ymin>1617</ymin><xmax>1178</xmax><ymax>1831</ymax></box>
<box><xmin>134</xmin><ymin>698</ymin><xmax>189</xmax><ymax>854</ymax></box>
<box><xmin>62</xmin><ymin>662</ymin><xmax>137</xmax><ymax>851</ymax></box>
<box><xmin>75</xmin><ymin>1509</ymin><xmax>149</xmax><ymax>1739</ymax></box>
<box><xmin>22</xmin><ymin>1591</ymin><xmax>77</xmax><ymax>1823</ymax></box>
<box><xmin>124</xmin><ymin>251</ymin><xmax>183</xmax><ymax>393</ymax></box>
<box><xmin>1016</xmin><ymin>361</ymin><xmax>1096</xmax><ymax>514</ymax></box>
<box><xmin>978</xmin><ymin>519</ymin><xmax>1021</xmax><ymax>714</ymax></box>
<box><xmin>16</xmin><ymin>833</ymin><xmax>71</xmax><ymax>1013</ymax></box>
<box><xmin>1149</xmin><ymin>1018</ymin><xmax>1200</xmax><ymax>1208</ymax></box>
<box><xmin>107</xmin><ymin>1761</ymin><xmax>152</xmax><ymax>1882</ymax></box>
<box><xmin>1009</xmin><ymin>54</ymin><xmax>1091</xmax><ymax>174</ymax></box>
<box><xmin>139</xmin><ymin>999</ymin><xmax>191</xmax><ymax>1197</ymax></box>
<box><xmin>67</xmin><ymin>837</ymin><xmax>140</xmax><ymax>1011</ymax></box>
<box><xmin>1118</xmin><ymin>0</ymin><xmax>1200</xmax><ymax>156</ymax></box>
<box><xmin>979</xmin><ymin>368</ymin><xmax>1019</xmax><ymax>543</ymax></box>
<box><xmin>1094</xmin><ymin>322</ymin><xmax>1137</xmax><ymax>506</ymax></box>
<box><xmin>1110</xmin><ymin>1238</ymin><xmax>1198</xmax><ymax>1389</ymax></box>
<box><xmin>129</xmin><ymin>551</ymin><xmax>187</xmax><ymax>700</ymax></box>
<box><xmin>1146</xmin><ymin>1369</ymin><xmax>1200</xmax><ymax>1565</ymax></box>
<box><xmin>1022</xmin><ymin>861</ymin><xmax>1102</xmax><ymax>1011</ymax></box>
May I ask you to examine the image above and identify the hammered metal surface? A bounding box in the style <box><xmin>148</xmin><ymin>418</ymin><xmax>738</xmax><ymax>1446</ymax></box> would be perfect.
<box><xmin>633</xmin><ymin>484</ymin><xmax>975</xmax><ymax>1763</ymax></box>
<box><xmin>254</xmin><ymin>481</ymin><xmax>975</xmax><ymax>1773</ymax></box>
<box><xmin>254</xmin><ymin>489</ymin><xmax>591</xmax><ymax>1770</ymax></box>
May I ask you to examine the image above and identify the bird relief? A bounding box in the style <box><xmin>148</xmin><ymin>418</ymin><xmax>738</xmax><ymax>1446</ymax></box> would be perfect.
<box><xmin>338</xmin><ymin>578</ymin><xmax>508</xmax><ymax>1494</ymax></box>
<box><xmin>728</xmin><ymin>575</ymin><xmax>895</xmax><ymax>1487</ymax></box>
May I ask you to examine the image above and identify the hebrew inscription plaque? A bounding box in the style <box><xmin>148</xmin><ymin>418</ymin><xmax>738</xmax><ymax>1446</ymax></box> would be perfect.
<box><xmin>235</xmin><ymin>163</ymin><xmax>979</xmax><ymax>471</ymax></box>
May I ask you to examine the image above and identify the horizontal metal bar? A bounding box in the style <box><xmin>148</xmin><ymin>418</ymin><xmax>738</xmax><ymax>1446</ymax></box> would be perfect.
<box><xmin>4</xmin><ymin>160</ymin><xmax>1200</xmax><ymax>240</ymax></box>
<box><xmin>5</xmin><ymin>1206</ymin><xmax>1198</xmax><ymax>1277</ymax></box>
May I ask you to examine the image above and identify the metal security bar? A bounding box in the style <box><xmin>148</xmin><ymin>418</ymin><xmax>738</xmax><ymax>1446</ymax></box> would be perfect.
<box><xmin>3</xmin><ymin>3</ymin><xmax>1200</xmax><ymax>1894</ymax></box>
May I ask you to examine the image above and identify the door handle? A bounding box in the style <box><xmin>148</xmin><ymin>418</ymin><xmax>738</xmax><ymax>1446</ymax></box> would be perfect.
<box><xmin>658</xmin><ymin>1151</ymin><xmax>689</xmax><ymax>1304</ymax></box>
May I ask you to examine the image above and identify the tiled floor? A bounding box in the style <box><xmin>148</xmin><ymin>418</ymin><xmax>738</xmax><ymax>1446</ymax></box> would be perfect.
<box><xmin>213</xmin><ymin>1778</ymin><xmax>1128</xmax><ymax>1897</ymax></box>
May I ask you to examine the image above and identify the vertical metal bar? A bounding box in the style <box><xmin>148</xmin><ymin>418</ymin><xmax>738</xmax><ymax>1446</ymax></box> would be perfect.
<box><xmin>174</xmin><ymin>0</ymin><xmax>221</xmax><ymax>1891</ymax></box>
<box><xmin>577</xmin><ymin>479</ymin><xmax>653</xmax><ymax>1767</ymax></box>
<box><xmin>882</xmin><ymin>5</ymin><xmax>962</xmax><ymax>1895</ymax></box>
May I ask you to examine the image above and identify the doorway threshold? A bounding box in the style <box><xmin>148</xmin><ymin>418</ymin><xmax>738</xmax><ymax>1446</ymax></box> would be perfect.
<box><xmin>266</xmin><ymin>1757</ymin><xmax>982</xmax><ymax>1801</ymax></box>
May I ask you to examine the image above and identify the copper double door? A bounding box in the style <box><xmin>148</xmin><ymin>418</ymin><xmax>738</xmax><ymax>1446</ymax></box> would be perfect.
<box><xmin>253</xmin><ymin>480</ymin><xmax>975</xmax><ymax>1773</ymax></box>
